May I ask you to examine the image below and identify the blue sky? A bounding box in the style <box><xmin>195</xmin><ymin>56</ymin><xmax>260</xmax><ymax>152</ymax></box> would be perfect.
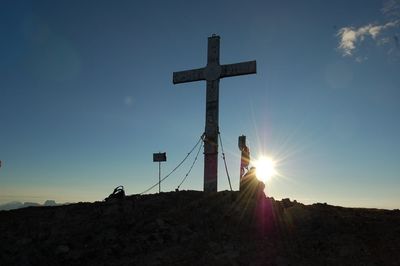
<box><xmin>1</xmin><ymin>0</ymin><xmax>399</xmax><ymax>208</ymax></box>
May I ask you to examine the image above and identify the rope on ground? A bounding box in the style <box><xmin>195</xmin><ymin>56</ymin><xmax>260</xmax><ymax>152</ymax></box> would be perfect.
<box><xmin>176</xmin><ymin>139</ymin><xmax>203</xmax><ymax>190</ymax></box>
<box><xmin>139</xmin><ymin>133</ymin><xmax>205</xmax><ymax>195</ymax></box>
<box><xmin>218</xmin><ymin>131</ymin><xmax>233</xmax><ymax>191</ymax></box>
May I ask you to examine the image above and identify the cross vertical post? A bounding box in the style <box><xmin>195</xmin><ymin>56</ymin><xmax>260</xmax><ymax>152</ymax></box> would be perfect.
<box><xmin>204</xmin><ymin>35</ymin><xmax>220</xmax><ymax>192</ymax></box>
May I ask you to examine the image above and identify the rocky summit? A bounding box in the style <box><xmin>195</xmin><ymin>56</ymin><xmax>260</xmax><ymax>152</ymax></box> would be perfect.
<box><xmin>1</xmin><ymin>190</ymin><xmax>399</xmax><ymax>266</ymax></box>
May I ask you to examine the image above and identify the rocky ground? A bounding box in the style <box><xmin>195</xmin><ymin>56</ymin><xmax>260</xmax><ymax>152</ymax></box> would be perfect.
<box><xmin>1</xmin><ymin>190</ymin><xmax>399</xmax><ymax>266</ymax></box>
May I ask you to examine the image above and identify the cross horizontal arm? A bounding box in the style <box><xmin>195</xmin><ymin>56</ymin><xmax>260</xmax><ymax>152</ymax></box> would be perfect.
<box><xmin>220</xmin><ymin>60</ymin><xmax>257</xmax><ymax>79</ymax></box>
<box><xmin>173</xmin><ymin>68</ymin><xmax>205</xmax><ymax>84</ymax></box>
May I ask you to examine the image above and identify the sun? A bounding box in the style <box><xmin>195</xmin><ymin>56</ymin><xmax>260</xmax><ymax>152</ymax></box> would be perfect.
<box><xmin>253</xmin><ymin>156</ymin><xmax>277</xmax><ymax>183</ymax></box>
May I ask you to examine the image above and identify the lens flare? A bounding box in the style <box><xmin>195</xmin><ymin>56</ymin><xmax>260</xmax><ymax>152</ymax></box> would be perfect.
<box><xmin>254</xmin><ymin>156</ymin><xmax>277</xmax><ymax>183</ymax></box>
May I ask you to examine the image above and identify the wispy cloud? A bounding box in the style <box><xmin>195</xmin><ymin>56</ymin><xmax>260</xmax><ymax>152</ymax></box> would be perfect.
<box><xmin>336</xmin><ymin>0</ymin><xmax>400</xmax><ymax>59</ymax></box>
<box><xmin>337</xmin><ymin>20</ymin><xmax>400</xmax><ymax>56</ymax></box>
<box><xmin>382</xmin><ymin>0</ymin><xmax>400</xmax><ymax>18</ymax></box>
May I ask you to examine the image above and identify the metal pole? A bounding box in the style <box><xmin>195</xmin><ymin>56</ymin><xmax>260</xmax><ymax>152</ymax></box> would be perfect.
<box><xmin>159</xmin><ymin>161</ymin><xmax>161</xmax><ymax>193</ymax></box>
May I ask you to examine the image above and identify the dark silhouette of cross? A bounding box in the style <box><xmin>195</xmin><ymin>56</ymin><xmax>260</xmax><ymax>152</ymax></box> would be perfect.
<box><xmin>173</xmin><ymin>35</ymin><xmax>257</xmax><ymax>192</ymax></box>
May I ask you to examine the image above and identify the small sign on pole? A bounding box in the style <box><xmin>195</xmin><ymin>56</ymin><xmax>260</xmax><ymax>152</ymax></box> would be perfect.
<box><xmin>153</xmin><ymin>152</ymin><xmax>167</xmax><ymax>193</ymax></box>
<box><xmin>153</xmin><ymin>153</ymin><xmax>167</xmax><ymax>162</ymax></box>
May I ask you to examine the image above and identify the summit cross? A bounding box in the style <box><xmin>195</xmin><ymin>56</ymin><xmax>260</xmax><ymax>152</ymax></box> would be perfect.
<box><xmin>173</xmin><ymin>35</ymin><xmax>257</xmax><ymax>192</ymax></box>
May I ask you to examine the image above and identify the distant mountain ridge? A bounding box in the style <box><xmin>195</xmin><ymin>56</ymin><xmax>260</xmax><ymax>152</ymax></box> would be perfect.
<box><xmin>0</xmin><ymin>200</ymin><xmax>59</xmax><ymax>211</ymax></box>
